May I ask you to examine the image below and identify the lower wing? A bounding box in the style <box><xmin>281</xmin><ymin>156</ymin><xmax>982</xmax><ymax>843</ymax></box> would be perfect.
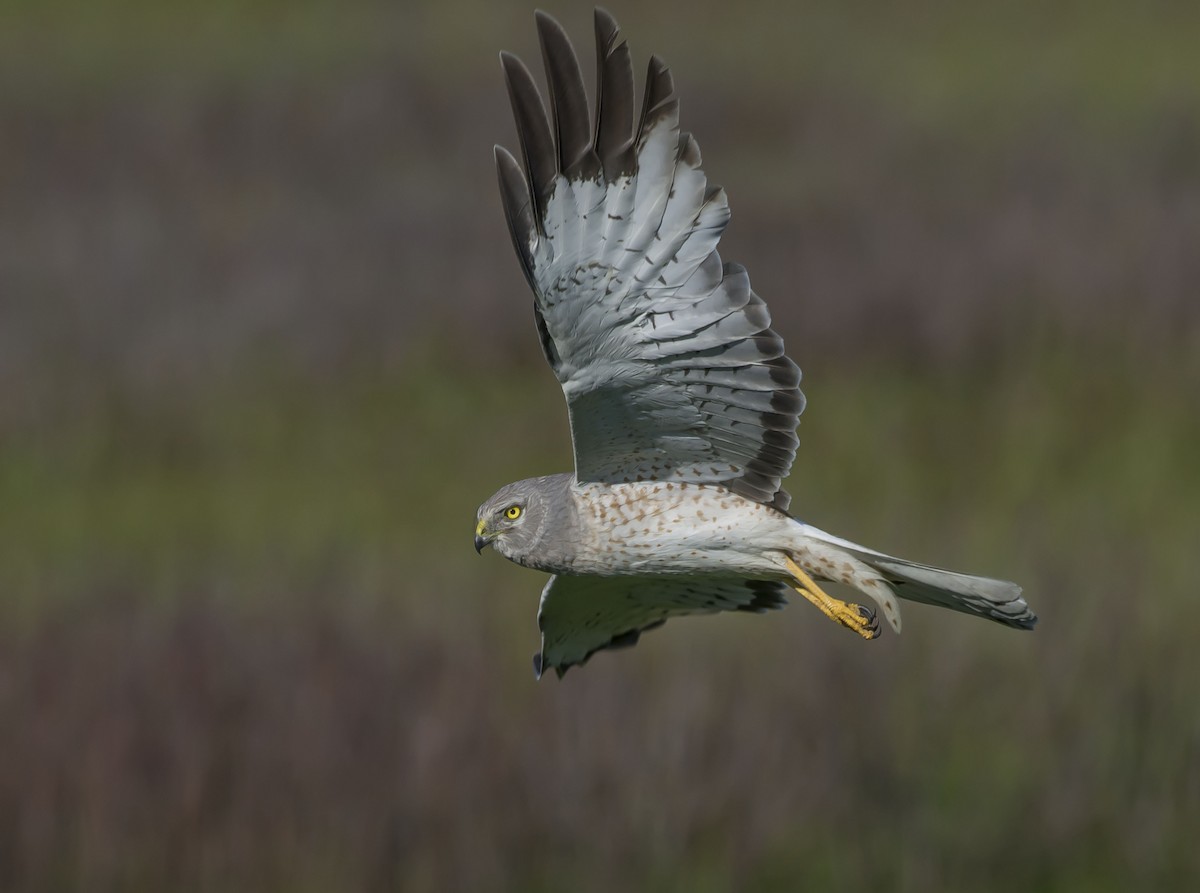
<box><xmin>535</xmin><ymin>574</ymin><xmax>787</xmax><ymax>678</ymax></box>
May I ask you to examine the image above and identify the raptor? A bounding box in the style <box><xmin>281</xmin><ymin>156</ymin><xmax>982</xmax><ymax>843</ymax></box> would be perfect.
<box><xmin>475</xmin><ymin>9</ymin><xmax>1036</xmax><ymax>678</ymax></box>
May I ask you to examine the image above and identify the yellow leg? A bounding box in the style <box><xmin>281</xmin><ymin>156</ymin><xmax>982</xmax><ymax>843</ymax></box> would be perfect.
<box><xmin>783</xmin><ymin>555</ymin><xmax>880</xmax><ymax>640</ymax></box>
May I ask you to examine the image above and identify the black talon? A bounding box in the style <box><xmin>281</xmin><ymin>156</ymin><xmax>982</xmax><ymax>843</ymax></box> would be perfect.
<box><xmin>858</xmin><ymin>605</ymin><xmax>881</xmax><ymax>638</ymax></box>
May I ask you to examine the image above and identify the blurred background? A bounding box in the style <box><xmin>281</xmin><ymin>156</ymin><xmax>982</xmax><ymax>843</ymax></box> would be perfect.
<box><xmin>2</xmin><ymin>0</ymin><xmax>1198</xmax><ymax>890</ymax></box>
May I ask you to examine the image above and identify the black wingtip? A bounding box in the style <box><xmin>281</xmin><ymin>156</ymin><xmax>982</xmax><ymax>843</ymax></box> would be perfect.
<box><xmin>499</xmin><ymin>47</ymin><xmax>556</xmax><ymax>223</ymax></box>
<box><xmin>532</xmin><ymin>650</ymin><xmax>571</xmax><ymax>680</ymax></box>
<box><xmin>592</xmin><ymin>6</ymin><xmax>635</xmax><ymax>178</ymax></box>
<box><xmin>636</xmin><ymin>54</ymin><xmax>678</xmax><ymax>146</ymax></box>
<box><xmin>535</xmin><ymin>6</ymin><xmax>598</xmax><ymax>179</ymax></box>
<box><xmin>594</xmin><ymin>6</ymin><xmax>619</xmax><ymax>37</ymax></box>
<box><xmin>645</xmin><ymin>55</ymin><xmax>676</xmax><ymax>105</ymax></box>
<box><xmin>495</xmin><ymin>144</ymin><xmax>537</xmax><ymax>287</ymax></box>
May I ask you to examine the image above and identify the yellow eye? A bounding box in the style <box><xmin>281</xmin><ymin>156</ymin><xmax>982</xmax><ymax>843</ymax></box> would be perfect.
<box><xmin>505</xmin><ymin>505</ymin><xmax>522</xmax><ymax>520</ymax></box>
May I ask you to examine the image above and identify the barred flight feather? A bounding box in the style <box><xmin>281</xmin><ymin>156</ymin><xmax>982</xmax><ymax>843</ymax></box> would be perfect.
<box><xmin>495</xmin><ymin>8</ymin><xmax>803</xmax><ymax>512</ymax></box>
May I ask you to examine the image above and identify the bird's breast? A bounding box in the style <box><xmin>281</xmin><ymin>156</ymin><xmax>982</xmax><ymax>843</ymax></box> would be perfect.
<box><xmin>566</xmin><ymin>481</ymin><xmax>795</xmax><ymax>576</ymax></box>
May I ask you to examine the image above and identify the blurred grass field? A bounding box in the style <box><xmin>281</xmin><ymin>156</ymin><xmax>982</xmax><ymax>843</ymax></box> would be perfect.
<box><xmin>2</xmin><ymin>0</ymin><xmax>1199</xmax><ymax>890</ymax></box>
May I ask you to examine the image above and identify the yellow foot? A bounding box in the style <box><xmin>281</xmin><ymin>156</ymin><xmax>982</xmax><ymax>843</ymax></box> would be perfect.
<box><xmin>783</xmin><ymin>555</ymin><xmax>880</xmax><ymax>640</ymax></box>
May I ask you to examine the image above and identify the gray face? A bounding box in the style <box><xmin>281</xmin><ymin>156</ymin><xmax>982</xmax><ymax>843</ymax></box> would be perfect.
<box><xmin>474</xmin><ymin>473</ymin><xmax>574</xmax><ymax>570</ymax></box>
<box><xmin>475</xmin><ymin>480</ymin><xmax>538</xmax><ymax>559</ymax></box>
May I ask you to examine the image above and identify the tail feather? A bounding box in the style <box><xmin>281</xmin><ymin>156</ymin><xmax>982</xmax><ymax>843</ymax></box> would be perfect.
<box><xmin>798</xmin><ymin>525</ymin><xmax>1037</xmax><ymax>631</ymax></box>
<box><xmin>870</xmin><ymin>555</ymin><xmax>1037</xmax><ymax>629</ymax></box>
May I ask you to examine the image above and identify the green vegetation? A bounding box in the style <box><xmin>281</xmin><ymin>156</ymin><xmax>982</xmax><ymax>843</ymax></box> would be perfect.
<box><xmin>5</xmin><ymin>345</ymin><xmax>1197</xmax><ymax>619</ymax></box>
<box><xmin>2</xmin><ymin>0</ymin><xmax>1198</xmax><ymax>889</ymax></box>
<box><xmin>3</xmin><ymin>347</ymin><xmax>1197</xmax><ymax>890</ymax></box>
<box><xmin>5</xmin><ymin>0</ymin><xmax>1200</xmax><ymax>127</ymax></box>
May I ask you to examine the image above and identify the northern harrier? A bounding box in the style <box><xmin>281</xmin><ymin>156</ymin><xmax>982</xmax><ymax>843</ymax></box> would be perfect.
<box><xmin>474</xmin><ymin>9</ymin><xmax>1036</xmax><ymax>678</ymax></box>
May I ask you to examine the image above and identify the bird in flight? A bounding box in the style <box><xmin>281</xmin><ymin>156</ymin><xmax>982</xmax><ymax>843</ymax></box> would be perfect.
<box><xmin>475</xmin><ymin>9</ymin><xmax>1036</xmax><ymax>678</ymax></box>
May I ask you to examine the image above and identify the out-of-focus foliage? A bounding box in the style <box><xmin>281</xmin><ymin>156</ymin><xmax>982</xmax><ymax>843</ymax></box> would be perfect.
<box><xmin>1</xmin><ymin>1</ymin><xmax>1198</xmax><ymax>891</ymax></box>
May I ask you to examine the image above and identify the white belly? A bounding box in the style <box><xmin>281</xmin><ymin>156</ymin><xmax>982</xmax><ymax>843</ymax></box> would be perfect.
<box><xmin>568</xmin><ymin>481</ymin><xmax>797</xmax><ymax>577</ymax></box>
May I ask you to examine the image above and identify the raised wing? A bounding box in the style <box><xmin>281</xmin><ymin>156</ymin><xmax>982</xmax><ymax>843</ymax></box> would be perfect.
<box><xmin>496</xmin><ymin>10</ymin><xmax>805</xmax><ymax>511</ymax></box>
<box><xmin>534</xmin><ymin>574</ymin><xmax>788</xmax><ymax>678</ymax></box>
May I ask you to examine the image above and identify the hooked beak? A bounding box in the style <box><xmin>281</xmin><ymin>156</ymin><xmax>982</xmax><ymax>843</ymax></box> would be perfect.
<box><xmin>474</xmin><ymin>520</ymin><xmax>492</xmax><ymax>554</ymax></box>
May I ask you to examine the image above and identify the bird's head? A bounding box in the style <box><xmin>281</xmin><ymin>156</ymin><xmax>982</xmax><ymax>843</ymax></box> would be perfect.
<box><xmin>474</xmin><ymin>477</ymin><xmax>555</xmax><ymax>564</ymax></box>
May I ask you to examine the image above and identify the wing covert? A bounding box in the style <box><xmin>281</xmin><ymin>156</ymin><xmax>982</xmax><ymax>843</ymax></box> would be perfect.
<box><xmin>497</xmin><ymin>10</ymin><xmax>805</xmax><ymax>511</ymax></box>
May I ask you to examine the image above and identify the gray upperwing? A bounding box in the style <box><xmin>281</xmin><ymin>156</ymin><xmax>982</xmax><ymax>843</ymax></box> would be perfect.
<box><xmin>496</xmin><ymin>11</ymin><xmax>804</xmax><ymax>510</ymax></box>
